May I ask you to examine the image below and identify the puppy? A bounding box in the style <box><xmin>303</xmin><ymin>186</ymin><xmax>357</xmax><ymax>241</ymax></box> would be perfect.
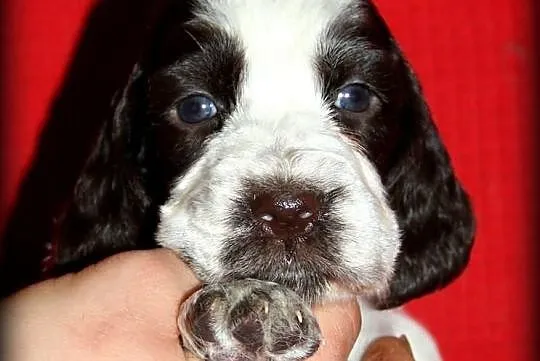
<box><xmin>53</xmin><ymin>0</ymin><xmax>475</xmax><ymax>360</ymax></box>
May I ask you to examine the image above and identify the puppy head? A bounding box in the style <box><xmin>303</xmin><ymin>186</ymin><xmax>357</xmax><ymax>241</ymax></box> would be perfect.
<box><xmin>63</xmin><ymin>0</ymin><xmax>475</xmax><ymax>307</ymax></box>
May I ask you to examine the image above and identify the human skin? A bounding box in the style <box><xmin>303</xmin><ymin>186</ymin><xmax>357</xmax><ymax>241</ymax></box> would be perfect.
<box><xmin>3</xmin><ymin>249</ymin><xmax>413</xmax><ymax>361</ymax></box>
<box><xmin>2</xmin><ymin>249</ymin><xmax>361</xmax><ymax>361</ymax></box>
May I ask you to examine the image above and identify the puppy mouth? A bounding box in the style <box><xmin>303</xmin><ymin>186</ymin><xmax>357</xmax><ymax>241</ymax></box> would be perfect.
<box><xmin>220</xmin><ymin>193</ymin><xmax>346</xmax><ymax>301</ymax></box>
<box><xmin>219</xmin><ymin>242</ymin><xmax>340</xmax><ymax>302</ymax></box>
<box><xmin>256</xmin><ymin>237</ymin><xmax>315</xmax><ymax>262</ymax></box>
<box><xmin>217</xmin><ymin>231</ymin><xmax>383</xmax><ymax>303</ymax></box>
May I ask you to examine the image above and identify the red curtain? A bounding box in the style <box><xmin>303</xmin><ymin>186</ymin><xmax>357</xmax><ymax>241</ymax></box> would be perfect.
<box><xmin>1</xmin><ymin>0</ymin><xmax>534</xmax><ymax>359</ymax></box>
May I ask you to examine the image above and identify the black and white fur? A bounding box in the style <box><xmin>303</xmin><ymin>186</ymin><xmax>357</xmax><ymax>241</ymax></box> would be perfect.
<box><xmin>52</xmin><ymin>0</ymin><xmax>475</xmax><ymax>360</ymax></box>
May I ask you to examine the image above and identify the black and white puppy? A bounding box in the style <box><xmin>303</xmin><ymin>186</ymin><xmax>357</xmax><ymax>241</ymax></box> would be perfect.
<box><xmin>56</xmin><ymin>0</ymin><xmax>475</xmax><ymax>360</ymax></box>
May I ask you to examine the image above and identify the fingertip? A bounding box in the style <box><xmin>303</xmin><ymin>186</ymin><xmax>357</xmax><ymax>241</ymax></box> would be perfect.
<box><xmin>312</xmin><ymin>297</ymin><xmax>361</xmax><ymax>335</ymax></box>
<box><xmin>310</xmin><ymin>298</ymin><xmax>361</xmax><ymax>360</ymax></box>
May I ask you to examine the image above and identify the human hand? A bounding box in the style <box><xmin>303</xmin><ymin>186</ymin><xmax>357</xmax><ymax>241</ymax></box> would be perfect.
<box><xmin>3</xmin><ymin>249</ymin><xmax>361</xmax><ymax>361</ymax></box>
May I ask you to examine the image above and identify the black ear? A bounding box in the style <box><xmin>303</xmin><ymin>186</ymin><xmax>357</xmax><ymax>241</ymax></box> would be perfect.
<box><xmin>54</xmin><ymin>66</ymin><xmax>157</xmax><ymax>272</ymax></box>
<box><xmin>375</xmin><ymin>64</ymin><xmax>476</xmax><ymax>309</ymax></box>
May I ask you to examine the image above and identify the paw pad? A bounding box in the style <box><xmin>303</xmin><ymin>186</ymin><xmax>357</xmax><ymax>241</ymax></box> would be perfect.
<box><xmin>179</xmin><ymin>279</ymin><xmax>321</xmax><ymax>361</ymax></box>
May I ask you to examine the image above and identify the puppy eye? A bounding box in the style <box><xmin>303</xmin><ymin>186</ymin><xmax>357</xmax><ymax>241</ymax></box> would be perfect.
<box><xmin>176</xmin><ymin>95</ymin><xmax>218</xmax><ymax>124</ymax></box>
<box><xmin>334</xmin><ymin>83</ymin><xmax>372</xmax><ymax>112</ymax></box>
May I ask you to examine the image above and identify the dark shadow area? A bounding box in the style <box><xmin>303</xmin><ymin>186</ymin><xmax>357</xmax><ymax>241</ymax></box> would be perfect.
<box><xmin>0</xmin><ymin>0</ymin><xmax>172</xmax><ymax>297</ymax></box>
<box><xmin>0</xmin><ymin>1</ymin><xmax>6</xmax><ymax>232</ymax></box>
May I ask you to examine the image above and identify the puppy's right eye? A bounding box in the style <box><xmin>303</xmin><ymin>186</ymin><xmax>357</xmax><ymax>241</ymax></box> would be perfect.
<box><xmin>176</xmin><ymin>95</ymin><xmax>218</xmax><ymax>124</ymax></box>
<box><xmin>334</xmin><ymin>83</ymin><xmax>372</xmax><ymax>113</ymax></box>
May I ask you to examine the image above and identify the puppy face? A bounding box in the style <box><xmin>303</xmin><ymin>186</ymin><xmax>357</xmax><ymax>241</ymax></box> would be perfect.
<box><xmin>147</xmin><ymin>0</ymin><xmax>402</xmax><ymax>301</ymax></box>
<box><xmin>58</xmin><ymin>0</ymin><xmax>475</xmax><ymax>308</ymax></box>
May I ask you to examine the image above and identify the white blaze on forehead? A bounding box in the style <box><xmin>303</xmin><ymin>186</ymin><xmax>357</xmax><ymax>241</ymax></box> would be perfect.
<box><xmin>196</xmin><ymin>0</ymin><xmax>353</xmax><ymax>118</ymax></box>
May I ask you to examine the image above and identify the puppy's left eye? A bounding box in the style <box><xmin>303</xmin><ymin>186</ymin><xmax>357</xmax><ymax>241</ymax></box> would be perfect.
<box><xmin>334</xmin><ymin>84</ymin><xmax>372</xmax><ymax>112</ymax></box>
<box><xmin>177</xmin><ymin>95</ymin><xmax>218</xmax><ymax>124</ymax></box>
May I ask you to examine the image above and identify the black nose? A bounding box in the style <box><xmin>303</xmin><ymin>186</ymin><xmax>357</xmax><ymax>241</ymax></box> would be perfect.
<box><xmin>250</xmin><ymin>192</ymin><xmax>320</xmax><ymax>237</ymax></box>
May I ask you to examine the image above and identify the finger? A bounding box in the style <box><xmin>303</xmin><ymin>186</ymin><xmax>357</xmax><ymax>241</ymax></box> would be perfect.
<box><xmin>58</xmin><ymin>249</ymin><xmax>203</xmax><ymax>336</ymax></box>
<box><xmin>70</xmin><ymin>249</ymin><xmax>201</xmax><ymax>300</ymax></box>
<box><xmin>361</xmin><ymin>336</ymin><xmax>416</xmax><ymax>361</ymax></box>
<box><xmin>124</xmin><ymin>248</ymin><xmax>201</xmax><ymax>301</ymax></box>
<box><xmin>309</xmin><ymin>298</ymin><xmax>362</xmax><ymax>361</ymax></box>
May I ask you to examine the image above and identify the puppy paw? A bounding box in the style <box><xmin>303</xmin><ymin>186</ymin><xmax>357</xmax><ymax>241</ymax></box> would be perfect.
<box><xmin>178</xmin><ymin>279</ymin><xmax>321</xmax><ymax>361</ymax></box>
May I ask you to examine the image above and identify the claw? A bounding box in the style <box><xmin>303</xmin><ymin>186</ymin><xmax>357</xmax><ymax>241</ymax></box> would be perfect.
<box><xmin>296</xmin><ymin>310</ymin><xmax>303</xmax><ymax>324</ymax></box>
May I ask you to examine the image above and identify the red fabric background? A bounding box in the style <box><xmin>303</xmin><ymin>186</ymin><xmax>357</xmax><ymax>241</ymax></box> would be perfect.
<box><xmin>1</xmin><ymin>0</ymin><xmax>534</xmax><ymax>360</ymax></box>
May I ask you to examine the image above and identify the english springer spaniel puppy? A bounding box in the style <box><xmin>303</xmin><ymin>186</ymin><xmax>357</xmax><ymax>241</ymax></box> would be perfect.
<box><xmin>53</xmin><ymin>0</ymin><xmax>475</xmax><ymax>360</ymax></box>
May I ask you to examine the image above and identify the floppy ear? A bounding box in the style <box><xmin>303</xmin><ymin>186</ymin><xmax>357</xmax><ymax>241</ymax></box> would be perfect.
<box><xmin>375</xmin><ymin>64</ymin><xmax>476</xmax><ymax>309</ymax></box>
<box><xmin>54</xmin><ymin>66</ymin><xmax>156</xmax><ymax>272</ymax></box>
